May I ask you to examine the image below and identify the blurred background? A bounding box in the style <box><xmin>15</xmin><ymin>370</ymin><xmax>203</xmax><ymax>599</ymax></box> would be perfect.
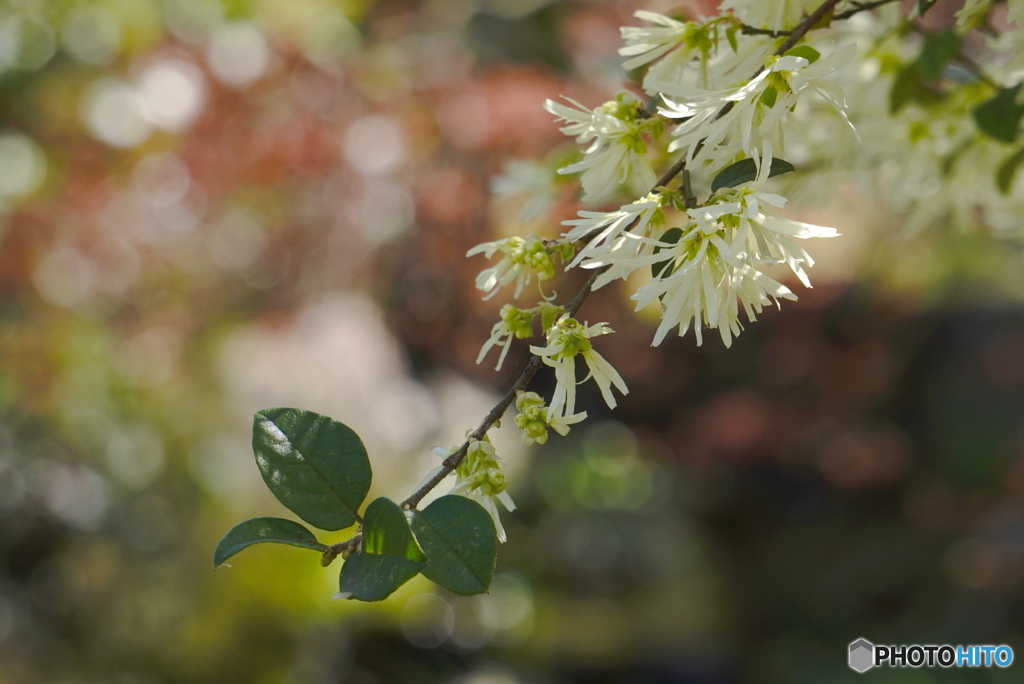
<box><xmin>1</xmin><ymin>0</ymin><xmax>1023</xmax><ymax>682</ymax></box>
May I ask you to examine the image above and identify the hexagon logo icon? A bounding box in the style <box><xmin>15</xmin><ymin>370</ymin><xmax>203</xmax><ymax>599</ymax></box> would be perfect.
<box><xmin>849</xmin><ymin>638</ymin><xmax>875</xmax><ymax>673</ymax></box>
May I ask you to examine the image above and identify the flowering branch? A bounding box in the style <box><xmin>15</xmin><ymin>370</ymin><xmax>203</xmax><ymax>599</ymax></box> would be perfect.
<box><xmin>217</xmin><ymin>0</ymin><xmax>1024</xmax><ymax>604</ymax></box>
<box><xmin>323</xmin><ymin>0</ymin><xmax>866</xmax><ymax>561</ymax></box>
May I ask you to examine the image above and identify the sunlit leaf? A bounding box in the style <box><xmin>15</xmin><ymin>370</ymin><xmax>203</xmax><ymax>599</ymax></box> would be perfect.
<box><xmin>411</xmin><ymin>495</ymin><xmax>498</xmax><ymax>596</ymax></box>
<box><xmin>784</xmin><ymin>45</ymin><xmax>820</xmax><ymax>64</ymax></box>
<box><xmin>338</xmin><ymin>498</ymin><xmax>426</xmax><ymax>601</ymax></box>
<box><xmin>213</xmin><ymin>517</ymin><xmax>326</xmax><ymax>568</ymax></box>
<box><xmin>252</xmin><ymin>408</ymin><xmax>372</xmax><ymax>531</ymax></box>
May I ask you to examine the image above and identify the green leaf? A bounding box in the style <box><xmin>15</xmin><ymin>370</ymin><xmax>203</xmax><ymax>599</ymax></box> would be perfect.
<box><xmin>783</xmin><ymin>45</ymin><xmax>820</xmax><ymax>64</ymax></box>
<box><xmin>725</xmin><ymin>25</ymin><xmax>738</xmax><ymax>53</ymax></box>
<box><xmin>252</xmin><ymin>408</ymin><xmax>372</xmax><ymax>531</ymax></box>
<box><xmin>361</xmin><ymin>497</ymin><xmax>426</xmax><ymax>561</ymax></box>
<box><xmin>974</xmin><ymin>84</ymin><xmax>1024</xmax><ymax>144</ymax></box>
<box><xmin>918</xmin><ymin>0</ymin><xmax>939</xmax><ymax>15</ymax></box>
<box><xmin>760</xmin><ymin>86</ymin><xmax>778</xmax><ymax>108</ymax></box>
<box><xmin>337</xmin><ymin>554</ymin><xmax>425</xmax><ymax>602</ymax></box>
<box><xmin>915</xmin><ymin>30</ymin><xmax>959</xmax><ymax>81</ymax></box>
<box><xmin>411</xmin><ymin>495</ymin><xmax>498</xmax><ymax>596</ymax></box>
<box><xmin>213</xmin><ymin>517</ymin><xmax>327</xmax><ymax>568</ymax></box>
<box><xmin>710</xmin><ymin>157</ymin><xmax>796</xmax><ymax>193</ymax></box>
<box><xmin>337</xmin><ymin>498</ymin><xmax>426</xmax><ymax>601</ymax></box>
<box><xmin>890</xmin><ymin>65</ymin><xmax>944</xmax><ymax>113</ymax></box>
<box><xmin>997</xmin><ymin>148</ymin><xmax>1024</xmax><ymax>194</ymax></box>
<box><xmin>651</xmin><ymin>227</ymin><xmax>684</xmax><ymax>280</ymax></box>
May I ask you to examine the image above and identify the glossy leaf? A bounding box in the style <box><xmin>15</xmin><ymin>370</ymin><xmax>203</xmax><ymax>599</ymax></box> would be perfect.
<box><xmin>711</xmin><ymin>157</ymin><xmax>795</xmax><ymax>192</ymax></box>
<box><xmin>337</xmin><ymin>553</ymin><xmax>425</xmax><ymax>602</ymax></box>
<box><xmin>974</xmin><ymin>84</ymin><xmax>1024</xmax><ymax>144</ymax></box>
<box><xmin>213</xmin><ymin>517</ymin><xmax>326</xmax><ymax>568</ymax></box>
<box><xmin>337</xmin><ymin>498</ymin><xmax>426</xmax><ymax>601</ymax></box>
<box><xmin>252</xmin><ymin>408</ymin><xmax>372</xmax><ymax>531</ymax></box>
<box><xmin>411</xmin><ymin>496</ymin><xmax>498</xmax><ymax>596</ymax></box>
<box><xmin>361</xmin><ymin>497</ymin><xmax>426</xmax><ymax>561</ymax></box>
<box><xmin>784</xmin><ymin>45</ymin><xmax>820</xmax><ymax>64</ymax></box>
<box><xmin>651</xmin><ymin>227</ymin><xmax>684</xmax><ymax>280</ymax></box>
<box><xmin>916</xmin><ymin>31</ymin><xmax>959</xmax><ymax>81</ymax></box>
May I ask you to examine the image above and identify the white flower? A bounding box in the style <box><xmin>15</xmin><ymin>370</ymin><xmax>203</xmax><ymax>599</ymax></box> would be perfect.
<box><xmin>719</xmin><ymin>0</ymin><xmax>823</xmax><ymax>31</ymax></box>
<box><xmin>544</xmin><ymin>94</ymin><xmax>658</xmax><ymax>202</ymax></box>
<box><xmin>654</xmin><ymin>43</ymin><xmax>857</xmax><ymax>169</ymax></box>
<box><xmin>490</xmin><ymin>159</ymin><xmax>558</xmax><ymax>222</ymax></box>
<box><xmin>433</xmin><ymin>439</ymin><xmax>516</xmax><ymax>543</ymax></box>
<box><xmin>632</xmin><ymin>142</ymin><xmax>837</xmax><ymax>347</ymax></box>
<box><xmin>620</xmin><ymin>12</ymin><xmax>775</xmax><ymax>93</ymax></box>
<box><xmin>513</xmin><ymin>390</ymin><xmax>588</xmax><ymax>445</ymax></box>
<box><xmin>477</xmin><ymin>304</ymin><xmax>536</xmax><ymax>371</ymax></box>
<box><xmin>561</xmin><ymin>193</ymin><xmax>666</xmax><ymax>287</ymax></box>
<box><xmin>530</xmin><ymin>316</ymin><xmax>628</xmax><ymax>417</ymax></box>
<box><xmin>466</xmin><ymin>234</ymin><xmax>561</xmax><ymax>300</ymax></box>
<box><xmin>621</xmin><ymin>11</ymin><xmax>719</xmax><ymax>90</ymax></box>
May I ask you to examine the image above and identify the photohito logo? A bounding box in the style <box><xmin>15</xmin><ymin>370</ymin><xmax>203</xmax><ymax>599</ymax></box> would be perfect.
<box><xmin>848</xmin><ymin>638</ymin><xmax>1014</xmax><ymax>673</ymax></box>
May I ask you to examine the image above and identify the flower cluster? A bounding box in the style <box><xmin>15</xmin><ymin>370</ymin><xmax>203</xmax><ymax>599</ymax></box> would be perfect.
<box><xmin>477</xmin><ymin>301</ymin><xmax>565</xmax><ymax>371</ymax></box>
<box><xmin>432</xmin><ymin>437</ymin><xmax>516</xmax><ymax>543</ymax></box>
<box><xmin>561</xmin><ymin>193</ymin><xmax>667</xmax><ymax>287</ymax></box>
<box><xmin>637</xmin><ymin>144</ymin><xmax>837</xmax><ymax>346</ymax></box>
<box><xmin>655</xmin><ymin>44</ymin><xmax>857</xmax><ymax>170</ymax></box>
<box><xmin>620</xmin><ymin>12</ymin><xmax>772</xmax><ymax>93</ymax></box>
<box><xmin>513</xmin><ymin>391</ymin><xmax>587</xmax><ymax>446</ymax></box>
<box><xmin>467</xmin><ymin>235</ymin><xmax>575</xmax><ymax>300</ymax></box>
<box><xmin>530</xmin><ymin>316</ymin><xmax>628</xmax><ymax>418</ymax></box>
<box><xmin>544</xmin><ymin>93</ymin><xmax>660</xmax><ymax>202</ymax></box>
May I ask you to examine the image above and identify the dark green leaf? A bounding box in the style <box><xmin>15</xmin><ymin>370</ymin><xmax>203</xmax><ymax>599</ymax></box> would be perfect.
<box><xmin>651</xmin><ymin>228</ymin><xmax>684</xmax><ymax>280</ymax></box>
<box><xmin>213</xmin><ymin>517</ymin><xmax>326</xmax><ymax>568</ymax></box>
<box><xmin>711</xmin><ymin>157</ymin><xmax>796</xmax><ymax>193</ymax></box>
<box><xmin>411</xmin><ymin>496</ymin><xmax>498</xmax><ymax>596</ymax></box>
<box><xmin>337</xmin><ymin>497</ymin><xmax>426</xmax><ymax>601</ymax></box>
<box><xmin>997</xmin><ymin>148</ymin><xmax>1024</xmax><ymax>194</ymax></box>
<box><xmin>974</xmin><ymin>84</ymin><xmax>1024</xmax><ymax>144</ymax></box>
<box><xmin>890</xmin><ymin>65</ymin><xmax>944</xmax><ymax>113</ymax></box>
<box><xmin>337</xmin><ymin>553</ymin><xmax>425</xmax><ymax>602</ymax></box>
<box><xmin>252</xmin><ymin>408</ymin><xmax>372</xmax><ymax>531</ymax></box>
<box><xmin>760</xmin><ymin>86</ymin><xmax>778</xmax><ymax>108</ymax></box>
<box><xmin>915</xmin><ymin>31</ymin><xmax>959</xmax><ymax>81</ymax></box>
<box><xmin>783</xmin><ymin>45</ymin><xmax>821</xmax><ymax>64</ymax></box>
<box><xmin>918</xmin><ymin>0</ymin><xmax>939</xmax><ymax>15</ymax></box>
